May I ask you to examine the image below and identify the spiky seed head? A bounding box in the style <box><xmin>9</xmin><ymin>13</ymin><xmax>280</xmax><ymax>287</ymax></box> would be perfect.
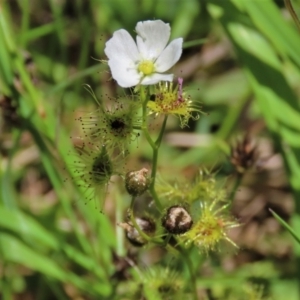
<box><xmin>181</xmin><ymin>200</ymin><xmax>239</xmax><ymax>252</ymax></box>
<box><xmin>141</xmin><ymin>266</ymin><xmax>184</xmax><ymax>299</ymax></box>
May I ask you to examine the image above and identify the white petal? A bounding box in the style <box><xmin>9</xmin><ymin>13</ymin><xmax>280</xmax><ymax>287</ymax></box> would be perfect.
<box><xmin>136</xmin><ymin>20</ymin><xmax>170</xmax><ymax>60</ymax></box>
<box><xmin>108</xmin><ymin>59</ymin><xmax>141</xmax><ymax>88</ymax></box>
<box><xmin>141</xmin><ymin>73</ymin><xmax>173</xmax><ymax>85</ymax></box>
<box><xmin>105</xmin><ymin>29</ymin><xmax>140</xmax><ymax>62</ymax></box>
<box><xmin>154</xmin><ymin>38</ymin><xmax>183</xmax><ymax>72</ymax></box>
<box><xmin>104</xmin><ymin>29</ymin><xmax>141</xmax><ymax>87</ymax></box>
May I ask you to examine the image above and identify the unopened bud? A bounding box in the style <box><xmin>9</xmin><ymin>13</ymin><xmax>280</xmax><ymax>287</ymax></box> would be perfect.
<box><xmin>125</xmin><ymin>168</ymin><xmax>150</xmax><ymax>196</ymax></box>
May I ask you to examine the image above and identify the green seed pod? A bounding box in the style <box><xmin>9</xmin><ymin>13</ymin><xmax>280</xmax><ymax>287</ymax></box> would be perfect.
<box><xmin>125</xmin><ymin>168</ymin><xmax>150</xmax><ymax>196</ymax></box>
<box><xmin>162</xmin><ymin>205</ymin><xmax>193</xmax><ymax>235</ymax></box>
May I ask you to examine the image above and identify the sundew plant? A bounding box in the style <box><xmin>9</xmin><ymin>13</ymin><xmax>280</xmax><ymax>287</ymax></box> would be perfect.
<box><xmin>73</xmin><ymin>20</ymin><xmax>238</xmax><ymax>297</ymax></box>
<box><xmin>1</xmin><ymin>1</ymin><xmax>300</xmax><ymax>300</ymax></box>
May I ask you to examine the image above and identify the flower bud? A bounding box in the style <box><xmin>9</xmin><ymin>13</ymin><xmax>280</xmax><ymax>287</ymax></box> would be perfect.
<box><xmin>162</xmin><ymin>205</ymin><xmax>193</xmax><ymax>235</ymax></box>
<box><xmin>125</xmin><ymin>168</ymin><xmax>150</xmax><ymax>196</ymax></box>
<box><xmin>119</xmin><ymin>217</ymin><xmax>156</xmax><ymax>247</ymax></box>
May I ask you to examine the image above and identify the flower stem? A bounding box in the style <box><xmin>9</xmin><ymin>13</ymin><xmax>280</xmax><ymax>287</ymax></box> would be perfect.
<box><xmin>129</xmin><ymin>197</ymin><xmax>163</xmax><ymax>244</ymax></box>
<box><xmin>141</xmin><ymin>87</ymin><xmax>156</xmax><ymax>149</ymax></box>
<box><xmin>129</xmin><ymin>197</ymin><xmax>151</xmax><ymax>242</ymax></box>
<box><xmin>178</xmin><ymin>246</ymin><xmax>198</xmax><ymax>300</ymax></box>
<box><xmin>155</xmin><ymin>115</ymin><xmax>168</xmax><ymax>146</ymax></box>
<box><xmin>140</xmin><ymin>86</ymin><xmax>163</xmax><ymax>211</ymax></box>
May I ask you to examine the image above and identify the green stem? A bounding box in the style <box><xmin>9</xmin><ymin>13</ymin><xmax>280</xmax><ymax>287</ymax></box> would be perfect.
<box><xmin>140</xmin><ymin>86</ymin><xmax>164</xmax><ymax>211</ymax></box>
<box><xmin>179</xmin><ymin>246</ymin><xmax>198</xmax><ymax>300</ymax></box>
<box><xmin>162</xmin><ymin>233</ymin><xmax>172</xmax><ymax>246</ymax></box>
<box><xmin>150</xmin><ymin>115</ymin><xmax>168</xmax><ymax>193</ymax></box>
<box><xmin>155</xmin><ymin>115</ymin><xmax>168</xmax><ymax>146</ymax></box>
<box><xmin>115</xmin><ymin>191</ymin><xmax>125</xmax><ymax>257</ymax></box>
<box><xmin>129</xmin><ymin>197</ymin><xmax>178</xmax><ymax>250</ymax></box>
<box><xmin>141</xmin><ymin>94</ymin><xmax>156</xmax><ymax>149</ymax></box>
<box><xmin>129</xmin><ymin>197</ymin><xmax>163</xmax><ymax>244</ymax></box>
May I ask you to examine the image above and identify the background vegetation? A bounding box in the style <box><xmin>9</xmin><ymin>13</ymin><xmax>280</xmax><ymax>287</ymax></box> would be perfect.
<box><xmin>1</xmin><ymin>0</ymin><xmax>300</xmax><ymax>299</ymax></box>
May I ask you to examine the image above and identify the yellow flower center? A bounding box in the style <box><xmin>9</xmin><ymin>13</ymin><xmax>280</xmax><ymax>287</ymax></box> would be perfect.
<box><xmin>138</xmin><ymin>60</ymin><xmax>155</xmax><ymax>75</ymax></box>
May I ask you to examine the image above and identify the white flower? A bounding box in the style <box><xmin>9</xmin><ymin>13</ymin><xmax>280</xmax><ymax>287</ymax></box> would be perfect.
<box><xmin>104</xmin><ymin>20</ymin><xmax>183</xmax><ymax>88</ymax></box>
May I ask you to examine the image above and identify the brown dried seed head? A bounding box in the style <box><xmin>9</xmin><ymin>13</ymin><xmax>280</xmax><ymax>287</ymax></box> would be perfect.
<box><xmin>230</xmin><ymin>135</ymin><xmax>257</xmax><ymax>173</ymax></box>
<box><xmin>162</xmin><ymin>205</ymin><xmax>193</xmax><ymax>235</ymax></box>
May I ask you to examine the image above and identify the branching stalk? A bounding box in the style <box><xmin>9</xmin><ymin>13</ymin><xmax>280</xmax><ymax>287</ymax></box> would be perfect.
<box><xmin>140</xmin><ymin>86</ymin><xmax>164</xmax><ymax>211</ymax></box>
